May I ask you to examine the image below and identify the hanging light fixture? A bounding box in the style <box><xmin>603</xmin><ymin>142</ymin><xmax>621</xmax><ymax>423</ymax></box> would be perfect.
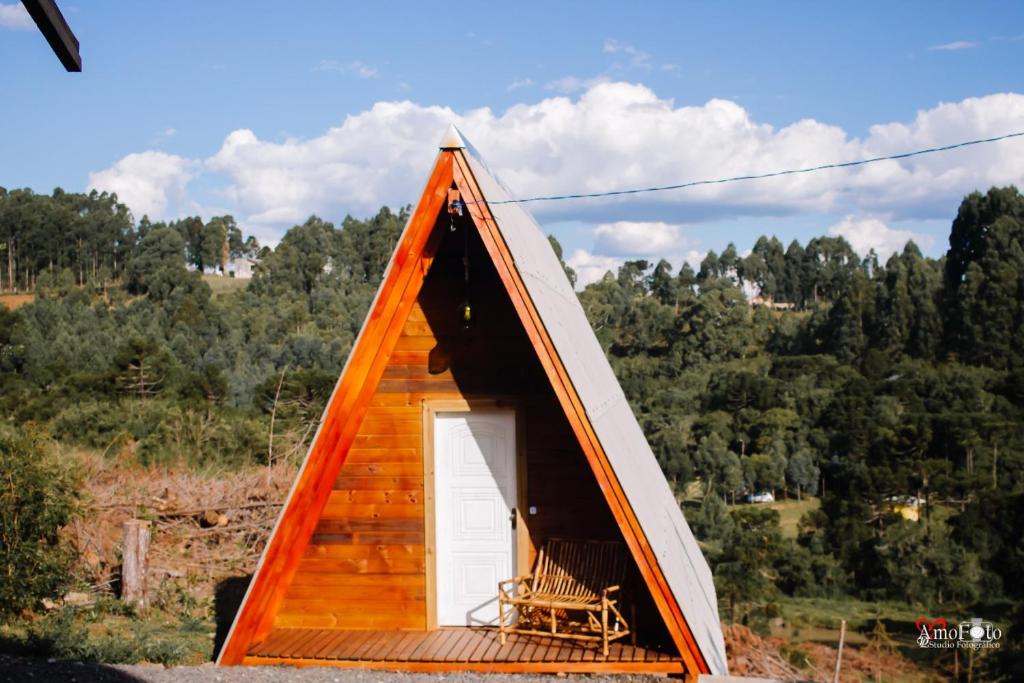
<box><xmin>460</xmin><ymin>215</ymin><xmax>473</xmax><ymax>329</ymax></box>
<box><xmin>447</xmin><ymin>188</ymin><xmax>473</xmax><ymax>329</ymax></box>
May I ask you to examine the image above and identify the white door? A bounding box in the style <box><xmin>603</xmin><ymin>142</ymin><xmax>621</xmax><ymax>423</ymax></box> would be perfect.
<box><xmin>434</xmin><ymin>411</ymin><xmax>517</xmax><ymax>626</ymax></box>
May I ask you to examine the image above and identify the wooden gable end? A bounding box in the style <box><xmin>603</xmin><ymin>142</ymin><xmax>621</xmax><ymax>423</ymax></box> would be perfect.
<box><xmin>219</xmin><ymin>145</ymin><xmax>710</xmax><ymax>677</ymax></box>
<box><xmin>269</xmin><ymin>184</ymin><xmax>630</xmax><ymax>635</ymax></box>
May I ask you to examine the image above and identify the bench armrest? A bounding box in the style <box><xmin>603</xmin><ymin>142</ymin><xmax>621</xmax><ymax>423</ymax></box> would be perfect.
<box><xmin>499</xmin><ymin>574</ymin><xmax>533</xmax><ymax>586</ymax></box>
<box><xmin>498</xmin><ymin>575</ymin><xmax>533</xmax><ymax>599</ymax></box>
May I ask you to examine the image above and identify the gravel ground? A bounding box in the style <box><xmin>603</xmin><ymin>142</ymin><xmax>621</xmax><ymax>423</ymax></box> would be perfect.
<box><xmin>0</xmin><ymin>656</ymin><xmax>668</xmax><ymax>683</ymax></box>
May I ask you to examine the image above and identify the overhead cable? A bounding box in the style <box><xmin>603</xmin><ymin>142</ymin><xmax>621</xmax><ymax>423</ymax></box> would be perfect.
<box><xmin>468</xmin><ymin>130</ymin><xmax>1024</xmax><ymax>206</ymax></box>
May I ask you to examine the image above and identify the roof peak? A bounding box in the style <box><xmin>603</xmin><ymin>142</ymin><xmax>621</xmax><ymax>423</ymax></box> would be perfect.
<box><xmin>438</xmin><ymin>124</ymin><xmax>466</xmax><ymax>149</ymax></box>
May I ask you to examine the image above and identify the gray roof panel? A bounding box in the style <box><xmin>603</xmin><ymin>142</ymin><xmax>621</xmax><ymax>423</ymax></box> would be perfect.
<box><xmin>461</xmin><ymin>138</ymin><xmax>728</xmax><ymax>675</ymax></box>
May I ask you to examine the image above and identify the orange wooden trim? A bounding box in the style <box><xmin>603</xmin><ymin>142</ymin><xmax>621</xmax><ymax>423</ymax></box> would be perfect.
<box><xmin>240</xmin><ymin>656</ymin><xmax>686</xmax><ymax>674</ymax></box>
<box><xmin>451</xmin><ymin>151</ymin><xmax>709</xmax><ymax>677</ymax></box>
<box><xmin>218</xmin><ymin>152</ymin><xmax>455</xmax><ymax>665</ymax></box>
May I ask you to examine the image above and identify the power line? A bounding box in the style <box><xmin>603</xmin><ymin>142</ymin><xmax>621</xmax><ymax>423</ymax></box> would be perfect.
<box><xmin>470</xmin><ymin>129</ymin><xmax>1024</xmax><ymax>206</ymax></box>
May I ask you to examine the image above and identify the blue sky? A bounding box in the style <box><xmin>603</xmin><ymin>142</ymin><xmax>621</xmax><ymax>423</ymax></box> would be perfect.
<box><xmin>2</xmin><ymin>1</ymin><xmax>1023</xmax><ymax>284</ymax></box>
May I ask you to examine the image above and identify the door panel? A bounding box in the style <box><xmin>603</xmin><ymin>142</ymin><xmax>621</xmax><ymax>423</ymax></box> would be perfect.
<box><xmin>434</xmin><ymin>411</ymin><xmax>516</xmax><ymax>626</ymax></box>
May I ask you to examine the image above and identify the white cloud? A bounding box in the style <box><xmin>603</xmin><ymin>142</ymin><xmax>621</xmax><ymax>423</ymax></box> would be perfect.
<box><xmin>681</xmin><ymin>250</ymin><xmax>707</xmax><ymax>270</ymax></box>
<box><xmin>846</xmin><ymin>93</ymin><xmax>1024</xmax><ymax>216</ymax></box>
<box><xmin>87</xmin><ymin>152</ymin><xmax>195</xmax><ymax>220</ymax></box>
<box><xmin>928</xmin><ymin>40</ymin><xmax>977</xmax><ymax>51</ymax></box>
<box><xmin>603</xmin><ymin>39</ymin><xmax>651</xmax><ymax>69</ymax></box>
<box><xmin>567</xmin><ymin>245</ymin><xmax>707</xmax><ymax>289</ymax></box>
<box><xmin>153</xmin><ymin>127</ymin><xmax>177</xmax><ymax>143</ymax></box>
<box><xmin>593</xmin><ymin>221</ymin><xmax>684</xmax><ymax>255</ymax></box>
<box><xmin>0</xmin><ymin>3</ymin><xmax>32</xmax><ymax>30</ymax></box>
<box><xmin>543</xmin><ymin>75</ymin><xmax>608</xmax><ymax>93</ymax></box>
<box><xmin>88</xmin><ymin>84</ymin><xmax>1024</xmax><ymax>242</ymax></box>
<box><xmin>566</xmin><ymin>249</ymin><xmax>623</xmax><ymax>287</ymax></box>
<box><xmin>201</xmin><ymin>101</ymin><xmax>459</xmax><ymax>226</ymax></box>
<box><xmin>828</xmin><ymin>215</ymin><xmax>934</xmax><ymax>260</ymax></box>
<box><xmin>312</xmin><ymin>59</ymin><xmax>378</xmax><ymax>78</ymax></box>
<box><xmin>507</xmin><ymin>78</ymin><xmax>534</xmax><ymax>92</ymax></box>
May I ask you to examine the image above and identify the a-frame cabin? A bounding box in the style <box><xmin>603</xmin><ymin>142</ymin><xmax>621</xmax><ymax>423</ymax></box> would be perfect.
<box><xmin>218</xmin><ymin>127</ymin><xmax>728</xmax><ymax>679</ymax></box>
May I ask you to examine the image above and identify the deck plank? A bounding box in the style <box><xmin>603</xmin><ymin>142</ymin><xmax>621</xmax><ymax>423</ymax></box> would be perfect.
<box><xmin>286</xmin><ymin>629</ymin><xmax>327</xmax><ymax>658</ymax></box>
<box><xmin>246</xmin><ymin>627</ymin><xmax>682</xmax><ymax>668</ymax></box>
<box><xmin>406</xmin><ymin>631</ymin><xmax>440</xmax><ymax>661</ymax></box>
<box><xmin>312</xmin><ymin>630</ymin><xmax>353</xmax><ymax>660</ymax></box>
<box><xmin>419</xmin><ymin>629</ymin><xmax>458</xmax><ymax>661</ymax></box>
<box><xmin>284</xmin><ymin>629</ymin><xmax>322</xmax><ymax>657</ymax></box>
<box><xmin>569</xmin><ymin>638</ymin><xmax>587</xmax><ymax>662</ymax></box>
<box><xmin>390</xmin><ymin>632</ymin><xmax>425</xmax><ymax>662</ymax></box>
<box><xmin>255</xmin><ymin>628</ymin><xmax>301</xmax><ymax>657</ymax></box>
<box><xmin>541</xmin><ymin>637</ymin><xmax>563</xmax><ymax>662</ymax></box>
<box><xmin>278</xmin><ymin>630</ymin><xmax>321</xmax><ymax>655</ymax></box>
<box><xmin>353</xmin><ymin>631</ymin><xmax>392</xmax><ymax>660</ymax></box>
<box><xmin>519</xmin><ymin>635</ymin><xmax>543</xmax><ymax>662</ymax></box>
<box><xmin>438</xmin><ymin>629</ymin><xmax>466</xmax><ymax>662</ymax></box>
<box><xmin>504</xmin><ymin>633</ymin><xmax>529</xmax><ymax>663</ymax></box>
<box><xmin>363</xmin><ymin>631</ymin><xmax>397</xmax><ymax>661</ymax></box>
<box><xmin>375</xmin><ymin>632</ymin><xmax>409</xmax><ymax>661</ymax></box>
<box><xmin>478</xmin><ymin>629</ymin><xmax>507</xmax><ymax>662</ymax></box>
<box><xmin>556</xmin><ymin>637</ymin><xmax>574</xmax><ymax>662</ymax></box>
<box><xmin>465</xmin><ymin>629</ymin><xmax>494</xmax><ymax>662</ymax></box>
<box><xmin>460</xmin><ymin>630</ymin><xmax>487</xmax><ymax>663</ymax></box>
<box><xmin>376</xmin><ymin>630</ymin><xmax>409</xmax><ymax>661</ymax></box>
<box><xmin>451</xmin><ymin>628</ymin><xmax>480</xmax><ymax>662</ymax></box>
<box><xmin>537</xmin><ymin>635</ymin><xmax>556</xmax><ymax>662</ymax></box>
<box><xmin>299</xmin><ymin>630</ymin><xmax>333</xmax><ymax>663</ymax></box>
<box><xmin>454</xmin><ymin>630</ymin><xmax>485</xmax><ymax>663</ymax></box>
<box><xmin>334</xmin><ymin>630</ymin><xmax>375</xmax><ymax>659</ymax></box>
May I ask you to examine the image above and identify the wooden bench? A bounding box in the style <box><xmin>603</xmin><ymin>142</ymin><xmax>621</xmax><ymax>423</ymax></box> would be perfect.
<box><xmin>497</xmin><ymin>538</ymin><xmax>634</xmax><ymax>656</ymax></box>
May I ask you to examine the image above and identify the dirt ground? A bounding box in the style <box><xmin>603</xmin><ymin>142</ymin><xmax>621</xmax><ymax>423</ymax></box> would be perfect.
<box><xmin>0</xmin><ymin>293</ymin><xmax>34</xmax><ymax>310</ymax></box>
<box><xmin>25</xmin><ymin>457</ymin><xmax>938</xmax><ymax>683</ymax></box>
<box><xmin>723</xmin><ymin>624</ymin><xmax>937</xmax><ymax>682</ymax></box>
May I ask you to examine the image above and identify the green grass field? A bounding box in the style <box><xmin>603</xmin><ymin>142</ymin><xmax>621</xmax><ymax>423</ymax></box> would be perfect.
<box><xmin>774</xmin><ymin>596</ymin><xmax>924</xmax><ymax>638</ymax></box>
<box><xmin>770</xmin><ymin>496</ymin><xmax>820</xmax><ymax>538</ymax></box>
<box><xmin>201</xmin><ymin>274</ymin><xmax>248</xmax><ymax>299</ymax></box>
<box><xmin>727</xmin><ymin>496</ymin><xmax>820</xmax><ymax>539</ymax></box>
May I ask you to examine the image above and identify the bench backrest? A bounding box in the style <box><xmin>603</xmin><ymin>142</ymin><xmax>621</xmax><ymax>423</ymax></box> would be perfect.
<box><xmin>530</xmin><ymin>538</ymin><xmax>630</xmax><ymax>600</ymax></box>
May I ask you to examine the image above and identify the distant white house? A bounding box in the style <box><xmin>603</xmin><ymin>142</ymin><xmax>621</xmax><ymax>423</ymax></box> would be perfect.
<box><xmin>227</xmin><ymin>257</ymin><xmax>258</xmax><ymax>279</ymax></box>
<box><xmin>749</xmin><ymin>294</ymin><xmax>795</xmax><ymax>310</ymax></box>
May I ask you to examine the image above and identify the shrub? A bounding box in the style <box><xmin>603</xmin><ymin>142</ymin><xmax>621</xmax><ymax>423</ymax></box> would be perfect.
<box><xmin>0</xmin><ymin>429</ymin><xmax>79</xmax><ymax>616</ymax></box>
<box><xmin>21</xmin><ymin>606</ymin><xmax>193</xmax><ymax>665</ymax></box>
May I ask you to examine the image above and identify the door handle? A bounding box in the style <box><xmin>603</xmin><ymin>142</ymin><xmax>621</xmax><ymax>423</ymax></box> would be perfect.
<box><xmin>510</xmin><ymin>507</ymin><xmax>517</xmax><ymax>530</ymax></box>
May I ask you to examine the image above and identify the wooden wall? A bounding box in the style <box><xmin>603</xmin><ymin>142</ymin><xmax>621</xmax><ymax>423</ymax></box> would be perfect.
<box><xmin>272</xmin><ymin>216</ymin><xmax>659</xmax><ymax>642</ymax></box>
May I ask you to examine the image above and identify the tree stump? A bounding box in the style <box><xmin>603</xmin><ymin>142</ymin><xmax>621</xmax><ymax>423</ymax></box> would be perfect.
<box><xmin>121</xmin><ymin>520</ymin><xmax>151</xmax><ymax>608</ymax></box>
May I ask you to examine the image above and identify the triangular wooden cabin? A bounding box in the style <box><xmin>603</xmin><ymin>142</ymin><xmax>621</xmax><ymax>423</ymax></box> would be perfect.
<box><xmin>218</xmin><ymin>127</ymin><xmax>728</xmax><ymax>679</ymax></box>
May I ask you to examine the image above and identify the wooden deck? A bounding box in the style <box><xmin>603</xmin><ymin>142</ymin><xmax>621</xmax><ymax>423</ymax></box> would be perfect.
<box><xmin>243</xmin><ymin>627</ymin><xmax>685</xmax><ymax>673</ymax></box>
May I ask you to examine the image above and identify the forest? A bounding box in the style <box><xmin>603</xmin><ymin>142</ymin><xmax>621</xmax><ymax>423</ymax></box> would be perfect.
<box><xmin>1</xmin><ymin>184</ymin><xmax>1022</xmax><ymax>676</ymax></box>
